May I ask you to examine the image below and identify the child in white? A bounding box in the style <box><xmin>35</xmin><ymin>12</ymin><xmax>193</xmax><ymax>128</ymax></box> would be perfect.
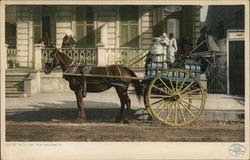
<box><xmin>167</xmin><ymin>33</ymin><xmax>178</xmax><ymax>65</ymax></box>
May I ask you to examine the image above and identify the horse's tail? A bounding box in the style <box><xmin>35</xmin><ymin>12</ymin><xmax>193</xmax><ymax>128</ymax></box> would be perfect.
<box><xmin>129</xmin><ymin>69</ymin><xmax>143</xmax><ymax>102</ymax></box>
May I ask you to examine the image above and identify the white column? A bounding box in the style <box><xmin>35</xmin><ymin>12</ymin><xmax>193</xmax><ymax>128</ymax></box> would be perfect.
<box><xmin>96</xmin><ymin>43</ymin><xmax>106</xmax><ymax>66</ymax></box>
<box><xmin>33</xmin><ymin>43</ymin><xmax>43</xmax><ymax>70</ymax></box>
<box><xmin>96</xmin><ymin>24</ymin><xmax>108</xmax><ymax>66</ymax></box>
<box><xmin>5</xmin><ymin>44</ymin><xmax>8</xmax><ymax>69</ymax></box>
<box><xmin>0</xmin><ymin>4</ymin><xmax>6</xmax><ymax>138</ymax></box>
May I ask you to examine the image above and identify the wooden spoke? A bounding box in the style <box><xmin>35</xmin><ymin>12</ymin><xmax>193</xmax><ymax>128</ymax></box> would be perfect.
<box><xmin>165</xmin><ymin>102</ymin><xmax>175</xmax><ymax>121</ymax></box>
<box><xmin>178</xmin><ymin>74</ymin><xmax>188</xmax><ymax>92</ymax></box>
<box><xmin>176</xmin><ymin>71</ymin><xmax>179</xmax><ymax>92</ymax></box>
<box><xmin>156</xmin><ymin>101</ymin><xmax>168</xmax><ymax>116</ymax></box>
<box><xmin>152</xmin><ymin>85</ymin><xmax>170</xmax><ymax>95</ymax></box>
<box><xmin>182</xmin><ymin>88</ymin><xmax>201</xmax><ymax>96</ymax></box>
<box><xmin>179</xmin><ymin>101</ymin><xmax>195</xmax><ymax>118</ymax></box>
<box><xmin>159</xmin><ymin>78</ymin><xmax>173</xmax><ymax>94</ymax></box>
<box><xmin>177</xmin><ymin>102</ymin><xmax>186</xmax><ymax>123</ymax></box>
<box><xmin>151</xmin><ymin>98</ymin><xmax>165</xmax><ymax>107</ymax></box>
<box><xmin>180</xmin><ymin>99</ymin><xmax>201</xmax><ymax>110</ymax></box>
<box><xmin>180</xmin><ymin>81</ymin><xmax>195</xmax><ymax>94</ymax></box>
<box><xmin>174</xmin><ymin>102</ymin><xmax>178</xmax><ymax>124</ymax></box>
<box><xmin>167</xmin><ymin>74</ymin><xmax>175</xmax><ymax>91</ymax></box>
<box><xmin>154</xmin><ymin>99</ymin><xmax>166</xmax><ymax>109</ymax></box>
<box><xmin>150</xmin><ymin>94</ymin><xmax>171</xmax><ymax>98</ymax></box>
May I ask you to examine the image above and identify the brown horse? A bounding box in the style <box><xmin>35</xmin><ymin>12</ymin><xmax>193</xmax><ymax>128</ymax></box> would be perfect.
<box><xmin>43</xmin><ymin>49</ymin><xmax>142</xmax><ymax>123</ymax></box>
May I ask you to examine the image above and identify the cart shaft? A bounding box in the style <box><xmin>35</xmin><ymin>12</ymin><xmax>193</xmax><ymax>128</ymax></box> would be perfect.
<box><xmin>63</xmin><ymin>73</ymin><xmax>144</xmax><ymax>80</ymax></box>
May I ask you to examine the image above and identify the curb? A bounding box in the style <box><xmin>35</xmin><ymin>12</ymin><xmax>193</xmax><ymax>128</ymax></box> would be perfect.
<box><xmin>6</xmin><ymin>108</ymin><xmax>244</xmax><ymax>122</ymax></box>
<box><xmin>134</xmin><ymin>108</ymin><xmax>244</xmax><ymax>122</ymax></box>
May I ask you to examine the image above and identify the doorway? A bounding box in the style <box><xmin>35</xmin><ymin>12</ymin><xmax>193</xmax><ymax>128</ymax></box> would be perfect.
<box><xmin>227</xmin><ymin>30</ymin><xmax>245</xmax><ymax>96</ymax></box>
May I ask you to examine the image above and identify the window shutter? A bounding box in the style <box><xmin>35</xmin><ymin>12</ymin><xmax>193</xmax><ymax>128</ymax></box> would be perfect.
<box><xmin>130</xmin><ymin>25</ymin><xmax>138</xmax><ymax>47</ymax></box>
<box><xmin>86</xmin><ymin>26</ymin><xmax>94</xmax><ymax>44</ymax></box>
<box><xmin>33</xmin><ymin>7</ymin><xmax>42</xmax><ymax>44</ymax></box>
<box><xmin>76</xmin><ymin>7</ymin><xmax>95</xmax><ymax>48</ymax></box>
<box><xmin>76</xmin><ymin>7</ymin><xmax>85</xmax><ymax>47</ymax></box>
<box><xmin>120</xmin><ymin>25</ymin><xmax>128</xmax><ymax>46</ymax></box>
<box><xmin>120</xmin><ymin>6</ymin><xmax>139</xmax><ymax>47</ymax></box>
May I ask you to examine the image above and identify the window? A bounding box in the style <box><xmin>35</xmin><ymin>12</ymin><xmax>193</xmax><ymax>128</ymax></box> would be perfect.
<box><xmin>33</xmin><ymin>7</ymin><xmax>42</xmax><ymax>44</ymax></box>
<box><xmin>75</xmin><ymin>7</ymin><xmax>95</xmax><ymax>48</ymax></box>
<box><xmin>120</xmin><ymin>6</ymin><xmax>139</xmax><ymax>47</ymax></box>
<box><xmin>166</xmin><ymin>18</ymin><xmax>180</xmax><ymax>39</ymax></box>
<box><xmin>32</xmin><ymin>6</ymin><xmax>56</xmax><ymax>46</ymax></box>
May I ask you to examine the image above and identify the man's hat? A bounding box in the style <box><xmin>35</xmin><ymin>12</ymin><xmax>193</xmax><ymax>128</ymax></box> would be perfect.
<box><xmin>65</xmin><ymin>29</ymin><xmax>74</xmax><ymax>36</ymax></box>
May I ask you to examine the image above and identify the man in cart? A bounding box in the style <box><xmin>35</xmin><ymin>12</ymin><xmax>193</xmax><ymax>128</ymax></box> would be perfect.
<box><xmin>162</xmin><ymin>33</ymin><xmax>178</xmax><ymax>67</ymax></box>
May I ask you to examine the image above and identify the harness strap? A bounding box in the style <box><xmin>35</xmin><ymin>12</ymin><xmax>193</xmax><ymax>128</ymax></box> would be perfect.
<box><xmin>105</xmin><ymin>66</ymin><xmax>109</xmax><ymax>76</ymax></box>
<box><xmin>104</xmin><ymin>65</ymin><xmax>128</xmax><ymax>88</ymax></box>
<box><xmin>114</xmin><ymin>65</ymin><xmax>122</xmax><ymax>78</ymax></box>
<box><xmin>65</xmin><ymin>61</ymin><xmax>80</xmax><ymax>73</ymax></box>
<box><xmin>105</xmin><ymin>65</ymin><xmax>122</xmax><ymax>78</ymax></box>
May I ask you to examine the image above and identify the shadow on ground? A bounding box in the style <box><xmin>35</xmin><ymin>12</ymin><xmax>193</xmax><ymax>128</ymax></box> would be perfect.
<box><xmin>6</xmin><ymin>100</ymin><xmax>149</xmax><ymax>122</ymax></box>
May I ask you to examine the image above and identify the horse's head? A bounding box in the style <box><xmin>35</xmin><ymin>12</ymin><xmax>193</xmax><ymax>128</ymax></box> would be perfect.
<box><xmin>44</xmin><ymin>49</ymin><xmax>60</xmax><ymax>74</ymax></box>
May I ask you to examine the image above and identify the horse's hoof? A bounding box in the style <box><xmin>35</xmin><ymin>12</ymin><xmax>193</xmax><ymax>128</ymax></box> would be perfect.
<box><xmin>76</xmin><ymin>118</ymin><xmax>86</xmax><ymax>123</ymax></box>
<box><xmin>122</xmin><ymin>119</ymin><xmax>130</xmax><ymax>124</ymax></box>
<box><xmin>114</xmin><ymin>119</ymin><xmax>122</xmax><ymax>123</ymax></box>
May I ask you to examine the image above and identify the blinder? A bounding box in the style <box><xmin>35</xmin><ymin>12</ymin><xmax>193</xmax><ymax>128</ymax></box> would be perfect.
<box><xmin>45</xmin><ymin>50</ymin><xmax>58</xmax><ymax>72</ymax></box>
<box><xmin>47</xmin><ymin>50</ymin><xmax>58</xmax><ymax>65</ymax></box>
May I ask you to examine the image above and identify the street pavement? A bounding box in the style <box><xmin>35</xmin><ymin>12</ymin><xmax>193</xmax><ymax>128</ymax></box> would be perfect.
<box><xmin>6</xmin><ymin>88</ymin><xmax>245</xmax><ymax>122</ymax></box>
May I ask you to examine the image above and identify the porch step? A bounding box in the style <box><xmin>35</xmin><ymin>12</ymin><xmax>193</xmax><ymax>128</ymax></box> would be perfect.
<box><xmin>6</xmin><ymin>87</ymin><xmax>25</xmax><ymax>92</ymax></box>
<box><xmin>5</xmin><ymin>70</ymin><xmax>29</xmax><ymax>98</ymax></box>
<box><xmin>6</xmin><ymin>91</ymin><xmax>27</xmax><ymax>98</ymax></box>
<box><xmin>6</xmin><ymin>77</ymin><xmax>27</xmax><ymax>81</ymax></box>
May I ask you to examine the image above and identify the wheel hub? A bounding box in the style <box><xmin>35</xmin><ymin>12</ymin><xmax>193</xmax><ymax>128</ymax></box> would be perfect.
<box><xmin>171</xmin><ymin>94</ymin><xmax>180</xmax><ymax>101</ymax></box>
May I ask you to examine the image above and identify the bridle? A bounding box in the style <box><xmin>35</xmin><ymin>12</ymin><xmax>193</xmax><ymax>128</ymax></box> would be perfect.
<box><xmin>46</xmin><ymin>50</ymin><xmax>58</xmax><ymax>71</ymax></box>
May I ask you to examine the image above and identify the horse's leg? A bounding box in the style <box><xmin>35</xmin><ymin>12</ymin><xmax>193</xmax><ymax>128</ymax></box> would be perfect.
<box><xmin>123</xmin><ymin>90</ymin><xmax>131</xmax><ymax>123</ymax></box>
<box><xmin>74</xmin><ymin>90</ymin><xmax>86</xmax><ymax>122</ymax></box>
<box><xmin>115</xmin><ymin>87</ymin><xmax>125</xmax><ymax>121</ymax></box>
<box><xmin>115</xmin><ymin>87</ymin><xmax>131</xmax><ymax>123</ymax></box>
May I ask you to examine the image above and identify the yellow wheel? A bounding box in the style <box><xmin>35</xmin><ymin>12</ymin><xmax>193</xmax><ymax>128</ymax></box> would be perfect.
<box><xmin>144</xmin><ymin>84</ymin><xmax>154</xmax><ymax>117</ymax></box>
<box><xmin>146</xmin><ymin>68</ymin><xmax>206</xmax><ymax>127</ymax></box>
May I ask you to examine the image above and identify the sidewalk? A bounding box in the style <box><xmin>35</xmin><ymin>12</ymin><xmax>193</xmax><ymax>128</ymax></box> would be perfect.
<box><xmin>6</xmin><ymin>88</ymin><xmax>245</xmax><ymax>122</ymax></box>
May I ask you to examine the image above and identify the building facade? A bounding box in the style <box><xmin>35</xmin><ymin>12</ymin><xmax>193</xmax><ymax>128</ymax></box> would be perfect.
<box><xmin>6</xmin><ymin>5</ymin><xmax>200</xmax><ymax>68</ymax></box>
<box><xmin>203</xmin><ymin>5</ymin><xmax>245</xmax><ymax>96</ymax></box>
<box><xmin>5</xmin><ymin>5</ymin><xmax>201</xmax><ymax>97</ymax></box>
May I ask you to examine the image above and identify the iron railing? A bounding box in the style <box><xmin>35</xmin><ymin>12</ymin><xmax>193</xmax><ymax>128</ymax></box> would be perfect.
<box><xmin>206</xmin><ymin>56</ymin><xmax>227</xmax><ymax>94</ymax></box>
<box><xmin>41</xmin><ymin>48</ymin><xmax>97</xmax><ymax>70</ymax></box>
<box><xmin>104</xmin><ymin>48</ymin><xmax>148</xmax><ymax>69</ymax></box>
<box><xmin>7</xmin><ymin>48</ymin><xmax>17</xmax><ymax>68</ymax></box>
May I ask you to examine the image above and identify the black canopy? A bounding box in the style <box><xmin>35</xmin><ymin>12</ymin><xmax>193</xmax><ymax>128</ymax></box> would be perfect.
<box><xmin>189</xmin><ymin>35</ymin><xmax>221</xmax><ymax>58</ymax></box>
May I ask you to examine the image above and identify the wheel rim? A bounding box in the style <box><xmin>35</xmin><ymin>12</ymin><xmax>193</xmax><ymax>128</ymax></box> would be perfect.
<box><xmin>146</xmin><ymin>68</ymin><xmax>206</xmax><ymax>127</ymax></box>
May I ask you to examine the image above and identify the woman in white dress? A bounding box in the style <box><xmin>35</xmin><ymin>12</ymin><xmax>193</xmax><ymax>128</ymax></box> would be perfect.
<box><xmin>167</xmin><ymin>33</ymin><xmax>178</xmax><ymax>65</ymax></box>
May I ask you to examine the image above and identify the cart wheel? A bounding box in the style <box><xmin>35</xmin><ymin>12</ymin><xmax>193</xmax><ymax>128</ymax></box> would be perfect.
<box><xmin>146</xmin><ymin>68</ymin><xmax>205</xmax><ymax>127</ymax></box>
<box><xmin>144</xmin><ymin>85</ymin><xmax>154</xmax><ymax>118</ymax></box>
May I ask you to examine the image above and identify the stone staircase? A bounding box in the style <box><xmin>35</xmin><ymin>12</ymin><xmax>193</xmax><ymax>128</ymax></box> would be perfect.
<box><xmin>6</xmin><ymin>69</ymin><xmax>29</xmax><ymax>98</ymax></box>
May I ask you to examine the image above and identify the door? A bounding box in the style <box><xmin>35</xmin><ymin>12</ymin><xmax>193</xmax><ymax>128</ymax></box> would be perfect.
<box><xmin>229</xmin><ymin>41</ymin><xmax>245</xmax><ymax>96</ymax></box>
<box><xmin>119</xmin><ymin>6</ymin><xmax>139</xmax><ymax>48</ymax></box>
<box><xmin>33</xmin><ymin>6</ymin><xmax>56</xmax><ymax>46</ymax></box>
